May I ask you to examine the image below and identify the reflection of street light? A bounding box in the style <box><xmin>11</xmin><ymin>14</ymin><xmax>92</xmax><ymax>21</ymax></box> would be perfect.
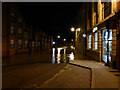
<box><xmin>64</xmin><ymin>39</ymin><xmax>66</xmax><ymax>41</ymax></box>
<box><xmin>77</xmin><ymin>28</ymin><xmax>81</xmax><ymax>32</ymax></box>
<box><xmin>57</xmin><ymin>35</ymin><xmax>60</xmax><ymax>38</ymax></box>
<box><xmin>71</xmin><ymin>27</ymin><xmax>81</xmax><ymax>49</ymax></box>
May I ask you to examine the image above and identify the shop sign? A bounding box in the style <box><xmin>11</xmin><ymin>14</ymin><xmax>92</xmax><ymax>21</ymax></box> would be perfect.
<box><xmin>92</xmin><ymin>27</ymin><xmax>98</xmax><ymax>33</ymax></box>
<box><xmin>106</xmin><ymin>20</ymin><xmax>117</xmax><ymax>29</ymax></box>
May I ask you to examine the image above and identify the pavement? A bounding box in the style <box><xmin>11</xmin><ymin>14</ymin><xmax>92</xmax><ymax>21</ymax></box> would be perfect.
<box><xmin>69</xmin><ymin>60</ymin><xmax>119</xmax><ymax>88</ymax></box>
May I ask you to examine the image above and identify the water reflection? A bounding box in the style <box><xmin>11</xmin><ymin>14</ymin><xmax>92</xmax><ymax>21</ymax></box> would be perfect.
<box><xmin>52</xmin><ymin>48</ymin><xmax>55</xmax><ymax>63</ymax></box>
<box><xmin>69</xmin><ymin>52</ymin><xmax>74</xmax><ymax>60</ymax></box>
<box><xmin>57</xmin><ymin>54</ymin><xmax>61</xmax><ymax>64</ymax></box>
<box><xmin>52</xmin><ymin>48</ymin><xmax>75</xmax><ymax>63</ymax></box>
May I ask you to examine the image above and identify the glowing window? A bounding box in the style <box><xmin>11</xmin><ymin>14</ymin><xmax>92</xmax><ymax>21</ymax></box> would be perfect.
<box><xmin>88</xmin><ymin>35</ymin><xmax>92</xmax><ymax>49</ymax></box>
<box><xmin>94</xmin><ymin>32</ymin><xmax>98</xmax><ymax>50</ymax></box>
<box><xmin>10</xmin><ymin>40</ymin><xmax>14</xmax><ymax>49</ymax></box>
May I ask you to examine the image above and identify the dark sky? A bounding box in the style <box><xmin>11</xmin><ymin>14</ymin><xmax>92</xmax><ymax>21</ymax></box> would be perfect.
<box><xmin>17</xmin><ymin>2</ymin><xmax>82</xmax><ymax>41</ymax></box>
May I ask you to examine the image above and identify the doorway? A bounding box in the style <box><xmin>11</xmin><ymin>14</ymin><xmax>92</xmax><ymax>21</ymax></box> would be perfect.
<box><xmin>102</xmin><ymin>29</ymin><xmax>112</xmax><ymax>65</ymax></box>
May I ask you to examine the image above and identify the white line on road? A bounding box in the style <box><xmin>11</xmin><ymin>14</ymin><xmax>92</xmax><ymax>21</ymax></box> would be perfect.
<box><xmin>38</xmin><ymin>64</ymin><xmax>69</xmax><ymax>88</ymax></box>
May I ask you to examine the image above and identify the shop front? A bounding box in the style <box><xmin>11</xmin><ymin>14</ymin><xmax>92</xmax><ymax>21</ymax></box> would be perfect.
<box><xmin>101</xmin><ymin>28</ymin><xmax>112</xmax><ymax>66</ymax></box>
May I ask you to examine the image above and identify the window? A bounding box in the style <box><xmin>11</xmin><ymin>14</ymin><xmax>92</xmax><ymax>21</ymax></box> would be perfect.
<box><xmin>18</xmin><ymin>40</ymin><xmax>22</xmax><ymax>49</ymax></box>
<box><xmin>10</xmin><ymin>40</ymin><xmax>14</xmax><ymax>49</ymax></box>
<box><xmin>25</xmin><ymin>41</ymin><xmax>28</xmax><ymax>49</ymax></box>
<box><xmin>18</xmin><ymin>22</ymin><xmax>23</xmax><ymax>27</ymax></box>
<box><xmin>18</xmin><ymin>29</ymin><xmax>22</xmax><ymax>38</ymax></box>
<box><xmin>94</xmin><ymin>2</ymin><xmax>98</xmax><ymax>24</ymax></box>
<box><xmin>18</xmin><ymin>29</ymin><xmax>22</xmax><ymax>34</ymax></box>
<box><xmin>94</xmin><ymin>32</ymin><xmax>98</xmax><ymax>50</ymax></box>
<box><xmin>10</xmin><ymin>26</ymin><xmax>16</xmax><ymax>35</ymax></box>
<box><xmin>10</xmin><ymin>13</ymin><xmax>16</xmax><ymax>22</ymax></box>
<box><xmin>102</xmin><ymin>2</ymin><xmax>111</xmax><ymax>19</ymax></box>
<box><xmin>32</xmin><ymin>42</ymin><xmax>35</xmax><ymax>48</ymax></box>
<box><xmin>88</xmin><ymin>35</ymin><xmax>92</xmax><ymax>49</ymax></box>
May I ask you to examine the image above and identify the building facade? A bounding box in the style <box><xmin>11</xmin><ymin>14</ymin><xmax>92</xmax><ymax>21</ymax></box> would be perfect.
<box><xmin>78</xmin><ymin>1</ymin><xmax>120</xmax><ymax>68</ymax></box>
<box><xmin>2</xmin><ymin>3</ymin><xmax>53</xmax><ymax>65</ymax></box>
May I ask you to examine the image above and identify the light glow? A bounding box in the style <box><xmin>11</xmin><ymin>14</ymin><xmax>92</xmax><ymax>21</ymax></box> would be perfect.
<box><xmin>57</xmin><ymin>36</ymin><xmax>60</xmax><ymax>38</ymax></box>
<box><xmin>77</xmin><ymin>28</ymin><xmax>81</xmax><ymax>31</ymax></box>
<box><xmin>69</xmin><ymin>52</ymin><xmax>74</xmax><ymax>60</ymax></box>
<box><xmin>71</xmin><ymin>28</ymin><xmax>75</xmax><ymax>32</ymax></box>
<box><xmin>83</xmin><ymin>34</ymin><xmax>86</xmax><ymax>37</ymax></box>
<box><xmin>64</xmin><ymin>39</ymin><xmax>66</xmax><ymax>41</ymax></box>
<box><xmin>52</xmin><ymin>48</ymin><xmax>55</xmax><ymax>63</ymax></box>
<box><xmin>92</xmin><ymin>27</ymin><xmax>98</xmax><ymax>33</ymax></box>
<box><xmin>53</xmin><ymin>42</ymin><xmax>55</xmax><ymax>44</ymax></box>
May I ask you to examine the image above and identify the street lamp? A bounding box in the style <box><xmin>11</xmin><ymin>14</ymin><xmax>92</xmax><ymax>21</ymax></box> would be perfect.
<box><xmin>57</xmin><ymin>35</ymin><xmax>60</xmax><ymax>38</ymax></box>
<box><xmin>71</xmin><ymin>39</ymin><xmax>73</xmax><ymax>41</ymax></box>
<box><xmin>71</xmin><ymin>27</ymin><xmax>75</xmax><ymax>32</ymax></box>
<box><xmin>63</xmin><ymin>39</ymin><xmax>66</xmax><ymax>41</ymax></box>
<box><xmin>71</xmin><ymin>27</ymin><xmax>81</xmax><ymax>49</ymax></box>
<box><xmin>53</xmin><ymin>41</ymin><xmax>55</xmax><ymax>44</ymax></box>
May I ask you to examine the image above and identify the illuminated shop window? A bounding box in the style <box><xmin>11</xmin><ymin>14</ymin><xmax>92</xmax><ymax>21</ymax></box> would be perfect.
<box><xmin>94</xmin><ymin>32</ymin><xmax>98</xmax><ymax>50</ymax></box>
<box><xmin>88</xmin><ymin>35</ymin><xmax>92</xmax><ymax>49</ymax></box>
<box><xmin>10</xmin><ymin>40</ymin><xmax>14</xmax><ymax>49</ymax></box>
<box><xmin>18</xmin><ymin>40</ymin><xmax>22</xmax><ymax>49</ymax></box>
<box><xmin>25</xmin><ymin>41</ymin><xmax>28</xmax><ymax>49</ymax></box>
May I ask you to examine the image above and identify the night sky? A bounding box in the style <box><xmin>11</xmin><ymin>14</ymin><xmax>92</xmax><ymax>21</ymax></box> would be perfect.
<box><xmin>17</xmin><ymin>2</ymin><xmax>82</xmax><ymax>41</ymax></box>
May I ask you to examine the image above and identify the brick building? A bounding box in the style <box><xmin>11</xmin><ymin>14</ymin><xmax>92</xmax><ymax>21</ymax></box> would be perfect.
<box><xmin>78</xmin><ymin>1</ymin><xmax>120</xmax><ymax>68</ymax></box>
<box><xmin>2</xmin><ymin>3</ymin><xmax>53</xmax><ymax>65</ymax></box>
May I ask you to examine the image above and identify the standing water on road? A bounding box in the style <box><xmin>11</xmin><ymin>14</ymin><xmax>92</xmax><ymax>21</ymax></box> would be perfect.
<box><xmin>52</xmin><ymin>48</ymin><xmax>74</xmax><ymax>63</ymax></box>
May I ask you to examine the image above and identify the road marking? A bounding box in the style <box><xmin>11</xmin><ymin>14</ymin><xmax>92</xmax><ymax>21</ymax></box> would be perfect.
<box><xmin>38</xmin><ymin>64</ymin><xmax>69</xmax><ymax>88</ymax></box>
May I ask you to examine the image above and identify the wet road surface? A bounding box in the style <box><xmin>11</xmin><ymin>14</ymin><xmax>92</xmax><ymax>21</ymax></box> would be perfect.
<box><xmin>3</xmin><ymin>63</ymin><xmax>91</xmax><ymax>88</ymax></box>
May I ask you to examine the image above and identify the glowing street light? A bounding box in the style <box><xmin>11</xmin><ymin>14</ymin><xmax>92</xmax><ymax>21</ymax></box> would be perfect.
<box><xmin>71</xmin><ymin>27</ymin><xmax>81</xmax><ymax>49</ymax></box>
<box><xmin>71</xmin><ymin>27</ymin><xmax>75</xmax><ymax>32</ymax></box>
<box><xmin>71</xmin><ymin>39</ymin><xmax>73</xmax><ymax>41</ymax></box>
<box><xmin>64</xmin><ymin>39</ymin><xmax>66</xmax><ymax>41</ymax></box>
<box><xmin>53</xmin><ymin>41</ymin><xmax>55</xmax><ymax>44</ymax></box>
<box><xmin>57</xmin><ymin>35</ymin><xmax>60</xmax><ymax>38</ymax></box>
<box><xmin>83</xmin><ymin>34</ymin><xmax>86</xmax><ymax>37</ymax></box>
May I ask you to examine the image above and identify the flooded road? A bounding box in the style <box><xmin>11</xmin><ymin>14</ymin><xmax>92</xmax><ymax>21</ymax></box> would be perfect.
<box><xmin>52</xmin><ymin>48</ymin><xmax>74</xmax><ymax>64</ymax></box>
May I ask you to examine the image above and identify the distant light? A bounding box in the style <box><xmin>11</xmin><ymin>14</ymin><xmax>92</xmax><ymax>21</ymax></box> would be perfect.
<box><xmin>53</xmin><ymin>42</ymin><xmax>55</xmax><ymax>44</ymax></box>
<box><xmin>64</xmin><ymin>39</ymin><xmax>66</xmax><ymax>41</ymax></box>
<box><xmin>71</xmin><ymin>39</ymin><xmax>73</xmax><ymax>41</ymax></box>
<box><xmin>77</xmin><ymin>28</ymin><xmax>81</xmax><ymax>31</ymax></box>
<box><xmin>83</xmin><ymin>34</ymin><xmax>86</xmax><ymax>37</ymax></box>
<box><xmin>71</xmin><ymin>27</ymin><xmax>75</xmax><ymax>32</ymax></box>
<box><xmin>57</xmin><ymin>36</ymin><xmax>60</xmax><ymax>38</ymax></box>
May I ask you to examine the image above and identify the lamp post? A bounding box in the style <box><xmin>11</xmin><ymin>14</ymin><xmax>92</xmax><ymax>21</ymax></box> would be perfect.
<box><xmin>71</xmin><ymin>27</ymin><xmax>81</xmax><ymax>49</ymax></box>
